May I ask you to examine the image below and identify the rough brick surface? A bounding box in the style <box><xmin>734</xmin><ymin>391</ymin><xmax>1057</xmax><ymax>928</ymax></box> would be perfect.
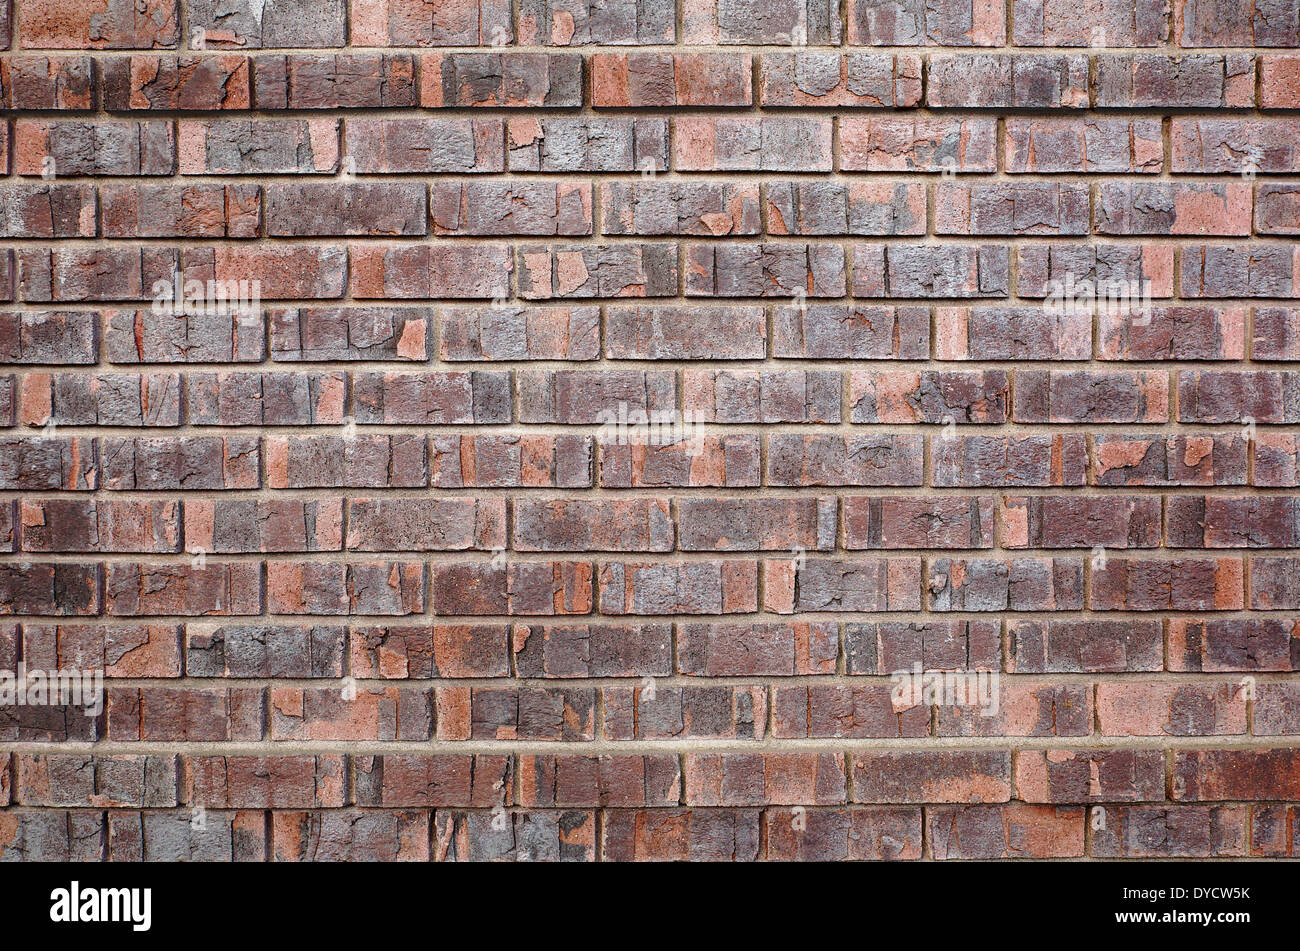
<box><xmin>0</xmin><ymin>0</ymin><xmax>1296</xmax><ymax>866</ymax></box>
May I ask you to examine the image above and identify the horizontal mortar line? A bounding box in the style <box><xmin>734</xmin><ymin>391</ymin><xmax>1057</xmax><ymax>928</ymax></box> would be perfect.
<box><xmin>4</xmin><ymin>737</ymin><xmax>1300</xmax><ymax>755</ymax></box>
<box><xmin>14</xmin><ymin>672</ymin><xmax>1299</xmax><ymax>688</ymax></box>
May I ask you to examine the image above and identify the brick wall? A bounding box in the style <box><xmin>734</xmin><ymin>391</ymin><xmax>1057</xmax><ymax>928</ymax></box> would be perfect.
<box><xmin>0</xmin><ymin>0</ymin><xmax>1298</xmax><ymax>862</ymax></box>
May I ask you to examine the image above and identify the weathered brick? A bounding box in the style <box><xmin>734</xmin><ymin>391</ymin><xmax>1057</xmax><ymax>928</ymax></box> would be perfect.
<box><xmin>270</xmin><ymin>686</ymin><xmax>431</xmax><ymax>741</ymax></box>
<box><xmin>353</xmin><ymin>0</ymin><xmax>513</xmax><ymax>46</ymax></box>
<box><xmin>265</xmin><ymin>562</ymin><xmax>424</xmax><ymax>616</ymax></box>
<box><xmin>253</xmin><ymin>53</ymin><xmax>415</xmax><ymax>108</ymax></box>
<box><xmin>602</xmin><ymin>182</ymin><xmax>759</xmax><ymax>237</ymax></box>
<box><xmin>421</xmin><ymin>52</ymin><xmax>581</xmax><ymax>107</ymax></box>
<box><xmin>188</xmin><ymin>0</ymin><xmax>344</xmax><ymax>48</ymax></box>
<box><xmin>928</xmin><ymin>805</ymin><xmax>1084</xmax><ymax>859</ymax></box>
<box><xmin>178</xmin><ymin>118</ymin><xmax>336</xmax><ymax>174</ymax></box>
<box><xmin>852</xmin><ymin>751</ymin><xmax>1011</xmax><ymax>803</ymax></box>
<box><xmin>927</xmin><ymin>54</ymin><xmax>1089</xmax><ymax>108</ymax></box>
<box><xmin>432</xmin><ymin>182</ymin><xmax>591</xmax><ymax>236</ymax></box>
<box><xmin>186</xmin><ymin>624</ymin><xmax>344</xmax><ymax>678</ymax></box>
<box><xmin>675</xmin><ymin>117</ymin><xmax>832</xmax><ymax>172</ymax></box>
<box><xmin>604</xmin><ymin>684</ymin><xmax>767</xmax><ymax>740</ymax></box>
<box><xmin>848</xmin><ymin>0</ymin><xmax>1005</xmax><ymax>44</ymax></box>
<box><xmin>760</xmin><ymin>52</ymin><xmax>922</xmax><ymax>107</ymax></box>
<box><xmin>346</xmin><ymin>118</ymin><xmax>503</xmax><ymax>173</ymax></box>
<box><xmin>508</xmin><ymin>117</ymin><xmax>667</xmax><ymax>172</ymax></box>
<box><xmin>1013</xmin><ymin>0</ymin><xmax>1169</xmax><ymax>45</ymax></box>
<box><xmin>519</xmin><ymin>0</ymin><xmax>673</xmax><ymax>45</ymax></box>
<box><xmin>429</xmin><ymin>561</ymin><xmax>592</xmax><ymax>616</ymax></box>
<box><xmin>103</xmin><ymin>55</ymin><xmax>250</xmax><ymax>110</ymax></box>
<box><xmin>16</xmin><ymin>120</ymin><xmax>174</xmax><ymax>176</ymax></box>
<box><xmin>929</xmin><ymin>558</ymin><xmax>1084</xmax><ymax>611</ymax></box>
<box><xmin>1096</xmin><ymin>54</ymin><xmax>1256</xmax><ymax>107</ymax></box>
<box><xmin>683</xmin><ymin>0</ymin><xmax>841</xmax><ymax>44</ymax></box>
<box><xmin>270</xmin><ymin>307</ymin><xmax>431</xmax><ymax>362</ymax></box>
<box><xmin>520</xmin><ymin>754</ymin><xmax>678</xmax><ymax>806</ymax></box>
<box><xmin>18</xmin><ymin>0</ymin><xmax>179</xmax><ymax>49</ymax></box>
<box><xmin>592</xmin><ymin>52</ymin><xmax>751</xmax><ymax>107</ymax></box>
<box><xmin>349</xmin><ymin>624</ymin><xmax>511</xmax><ymax>679</ymax></box>
<box><xmin>436</xmin><ymin>687</ymin><xmax>594</xmax><ymax>741</ymax></box>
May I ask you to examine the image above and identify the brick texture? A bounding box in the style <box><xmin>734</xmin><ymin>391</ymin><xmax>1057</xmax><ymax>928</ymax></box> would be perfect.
<box><xmin>0</xmin><ymin>0</ymin><xmax>1298</xmax><ymax>865</ymax></box>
